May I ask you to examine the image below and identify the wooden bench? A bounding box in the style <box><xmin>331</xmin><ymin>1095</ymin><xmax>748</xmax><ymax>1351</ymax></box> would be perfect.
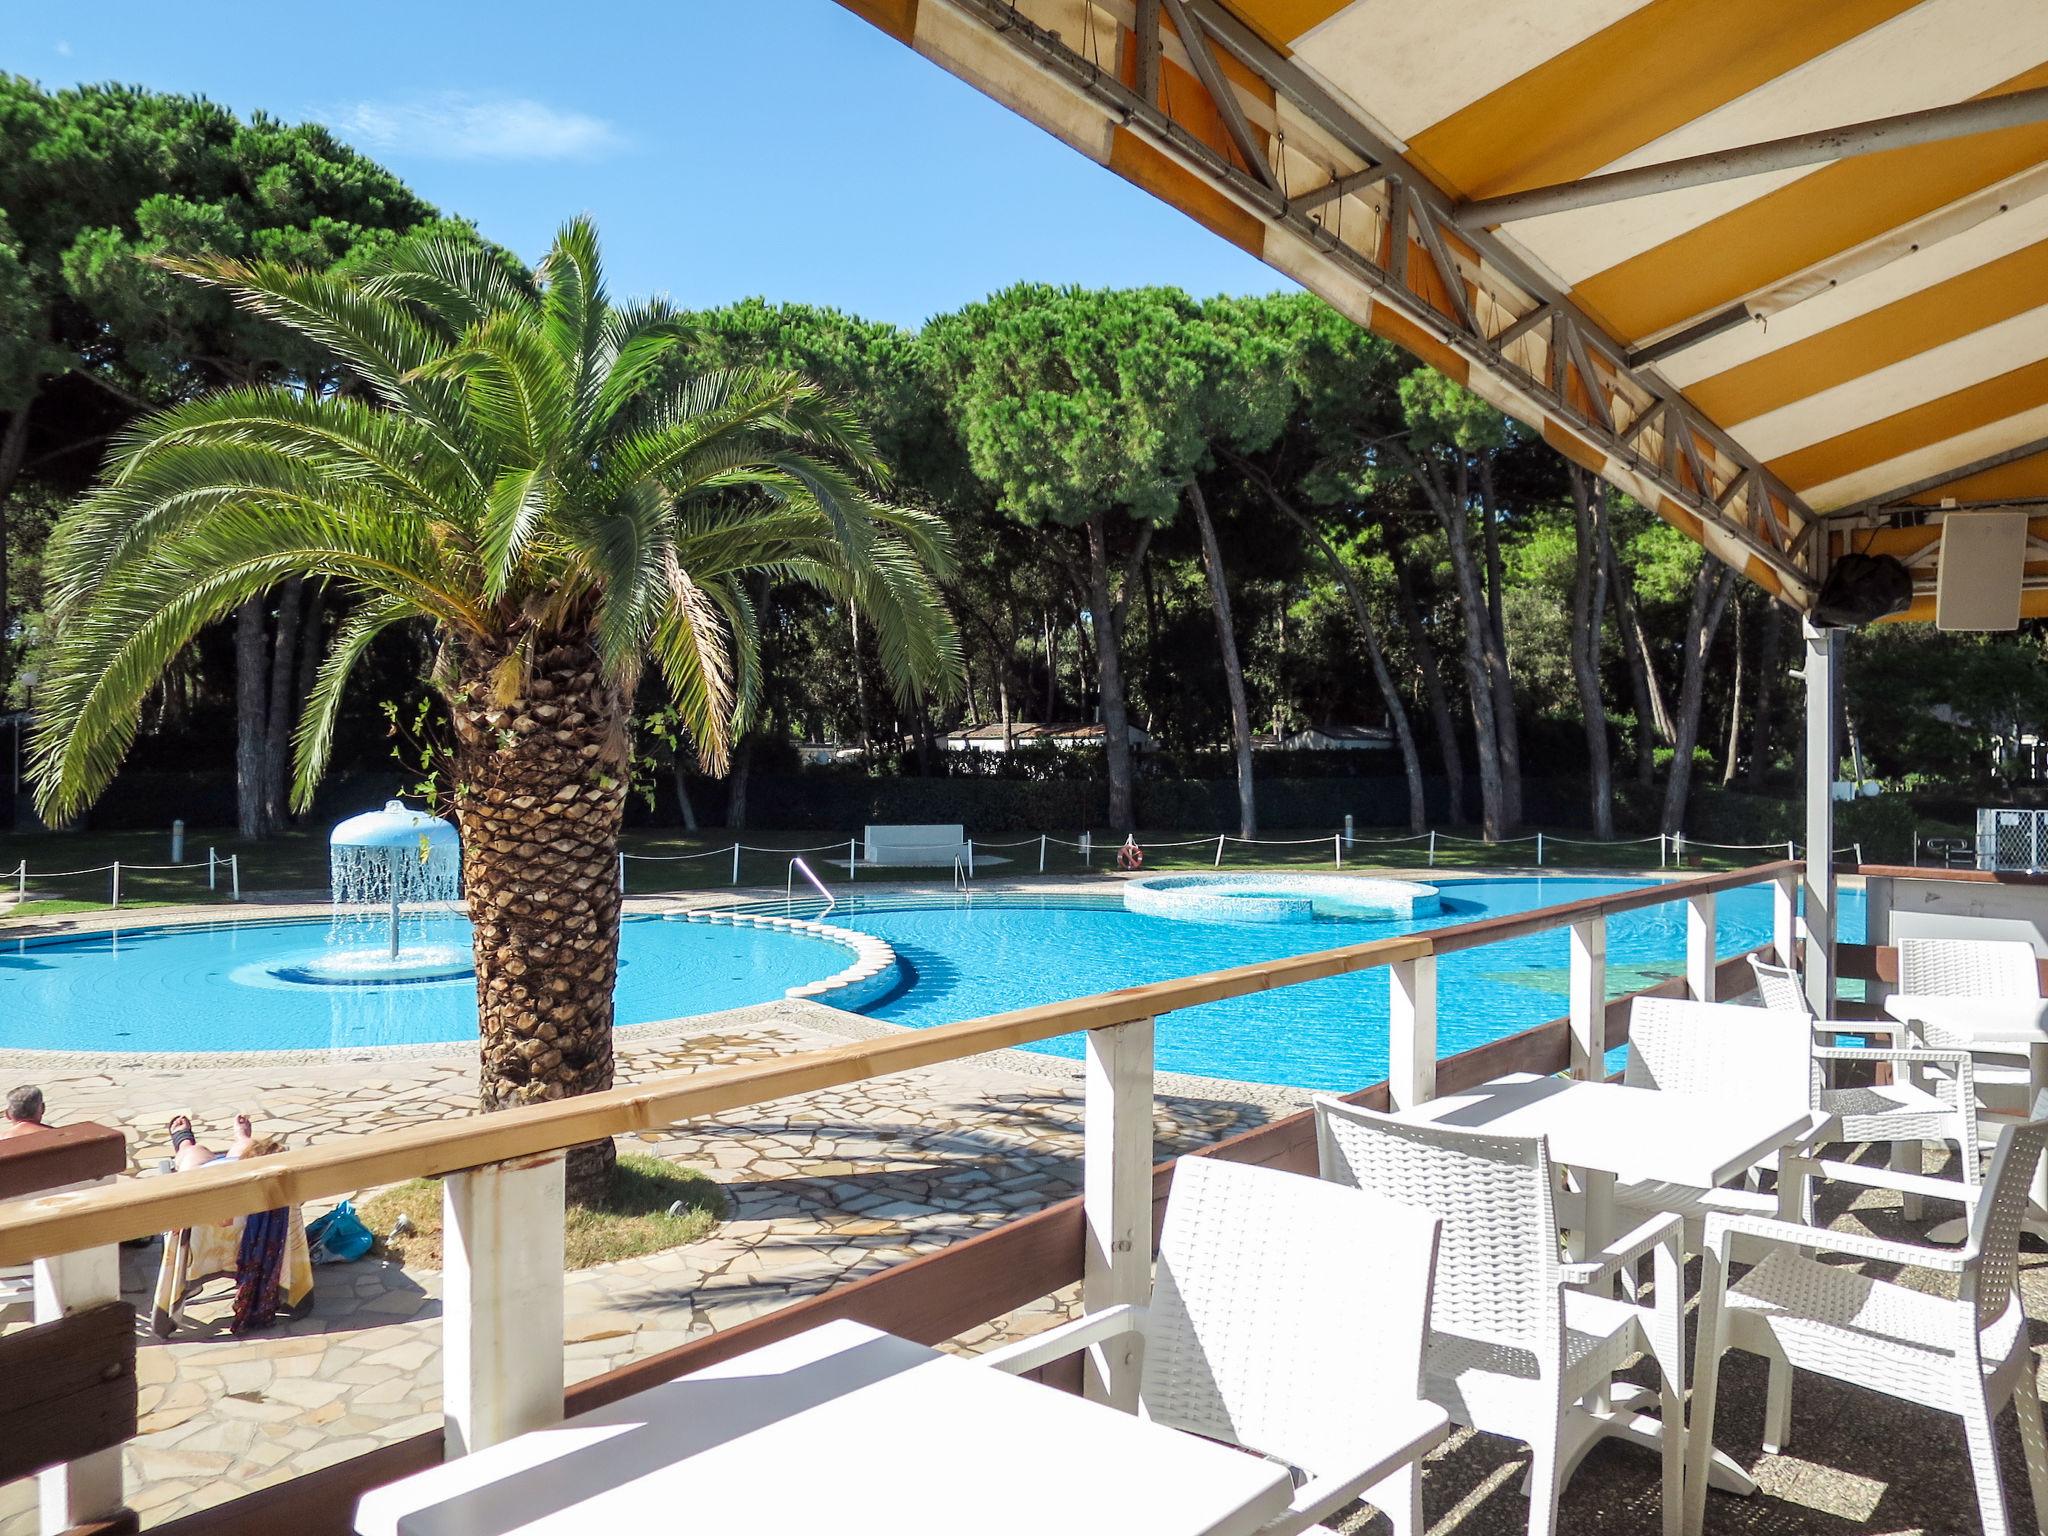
<box><xmin>861</xmin><ymin>824</ymin><xmax>968</xmax><ymax>869</ymax></box>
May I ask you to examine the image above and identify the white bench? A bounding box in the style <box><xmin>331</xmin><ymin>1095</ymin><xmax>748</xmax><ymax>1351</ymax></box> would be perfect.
<box><xmin>862</xmin><ymin>824</ymin><xmax>968</xmax><ymax>869</ymax></box>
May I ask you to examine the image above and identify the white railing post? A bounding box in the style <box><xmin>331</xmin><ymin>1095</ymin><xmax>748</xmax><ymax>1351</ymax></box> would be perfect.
<box><xmin>1214</xmin><ymin>833</ymin><xmax>1225</xmax><ymax>868</ymax></box>
<box><xmin>1387</xmin><ymin>954</ymin><xmax>1439</xmax><ymax>1111</ymax></box>
<box><xmin>229</xmin><ymin>854</ymin><xmax>240</xmax><ymax>902</ymax></box>
<box><xmin>110</xmin><ymin>862</ymin><xmax>120</xmax><ymax>909</ymax></box>
<box><xmin>849</xmin><ymin>838</ymin><xmax>858</xmax><ymax>881</ymax></box>
<box><xmin>1334</xmin><ymin>833</ymin><xmax>1342</xmax><ymax>870</ymax></box>
<box><xmin>1082</xmin><ymin>831</ymin><xmax>1092</xmax><ymax>868</ymax></box>
<box><xmin>1569</xmin><ymin>915</ymin><xmax>1608</xmax><ymax>1080</ymax></box>
<box><xmin>207</xmin><ymin>847</ymin><xmax>217</xmax><ymax>891</ymax></box>
<box><xmin>1686</xmin><ymin>890</ymin><xmax>1717</xmax><ymax>1001</ymax></box>
<box><xmin>443</xmin><ymin>1151</ymin><xmax>566</xmax><ymax>1458</ymax></box>
<box><xmin>1659</xmin><ymin>832</ymin><xmax>1667</xmax><ymax>869</ymax></box>
<box><xmin>14</xmin><ymin>859</ymin><xmax>23</xmax><ymax>901</ymax></box>
<box><xmin>966</xmin><ymin>839</ymin><xmax>975</xmax><ymax>879</ymax></box>
<box><xmin>1773</xmin><ymin>867</ymin><xmax>1799</xmax><ymax>968</ymax></box>
<box><xmin>617</xmin><ymin>853</ymin><xmax>625</xmax><ymax>894</ymax></box>
<box><xmin>1536</xmin><ymin>832</ymin><xmax>1545</xmax><ymax>867</ymax></box>
<box><xmin>1083</xmin><ymin>1017</ymin><xmax>1154</xmax><ymax>1411</ymax></box>
<box><xmin>1040</xmin><ymin>833</ymin><xmax>1047</xmax><ymax>874</ymax></box>
<box><xmin>35</xmin><ymin>1239</ymin><xmax>124</xmax><ymax>1530</ymax></box>
<box><xmin>731</xmin><ymin>843</ymin><xmax>741</xmax><ymax>886</ymax></box>
<box><xmin>1428</xmin><ymin>830</ymin><xmax>1437</xmax><ymax>867</ymax></box>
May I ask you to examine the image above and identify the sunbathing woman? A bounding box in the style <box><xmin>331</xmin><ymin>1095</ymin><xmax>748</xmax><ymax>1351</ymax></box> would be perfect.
<box><xmin>167</xmin><ymin>1113</ymin><xmax>260</xmax><ymax>1171</ymax></box>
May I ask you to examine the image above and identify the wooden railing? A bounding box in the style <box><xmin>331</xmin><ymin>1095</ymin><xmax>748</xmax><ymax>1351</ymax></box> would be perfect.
<box><xmin>4</xmin><ymin>859</ymin><xmax>1800</xmax><ymax>1535</ymax></box>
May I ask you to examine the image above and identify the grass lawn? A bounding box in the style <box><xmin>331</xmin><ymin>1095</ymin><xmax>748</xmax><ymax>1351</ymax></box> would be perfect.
<box><xmin>357</xmin><ymin>1154</ymin><xmax>724</xmax><ymax>1271</ymax></box>
<box><xmin>0</xmin><ymin>816</ymin><xmax>1813</xmax><ymax>920</ymax></box>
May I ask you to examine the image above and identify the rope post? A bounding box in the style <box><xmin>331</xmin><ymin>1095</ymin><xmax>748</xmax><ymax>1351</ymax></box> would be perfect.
<box><xmin>208</xmin><ymin>847</ymin><xmax>217</xmax><ymax>891</ymax></box>
<box><xmin>1786</xmin><ymin>838</ymin><xmax>1796</xmax><ymax>863</ymax></box>
<box><xmin>1428</xmin><ymin>830</ymin><xmax>1437</xmax><ymax>867</ymax></box>
<box><xmin>966</xmin><ymin>839</ymin><xmax>975</xmax><ymax>880</ymax></box>
<box><xmin>229</xmin><ymin>855</ymin><xmax>241</xmax><ymax>902</ymax></box>
<box><xmin>617</xmin><ymin>853</ymin><xmax>626</xmax><ymax>894</ymax></box>
<box><xmin>848</xmin><ymin>838</ymin><xmax>858</xmax><ymax>882</ymax></box>
<box><xmin>1333</xmin><ymin>833</ymin><xmax>1342</xmax><ymax>870</ymax></box>
<box><xmin>1214</xmin><ymin>833</ymin><xmax>1225</xmax><ymax>869</ymax></box>
<box><xmin>1082</xmin><ymin>831</ymin><xmax>1092</xmax><ymax>869</ymax></box>
<box><xmin>14</xmin><ymin>859</ymin><xmax>23</xmax><ymax>901</ymax></box>
<box><xmin>110</xmin><ymin>862</ymin><xmax>120</xmax><ymax>909</ymax></box>
<box><xmin>1659</xmin><ymin>833</ymin><xmax>1668</xmax><ymax>869</ymax></box>
<box><xmin>1536</xmin><ymin>832</ymin><xmax>1545</xmax><ymax>867</ymax></box>
<box><xmin>1039</xmin><ymin>833</ymin><xmax>1047</xmax><ymax>874</ymax></box>
<box><xmin>731</xmin><ymin>843</ymin><xmax>741</xmax><ymax>887</ymax></box>
<box><xmin>1674</xmin><ymin>832</ymin><xmax>1686</xmax><ymax>867</ymax></box>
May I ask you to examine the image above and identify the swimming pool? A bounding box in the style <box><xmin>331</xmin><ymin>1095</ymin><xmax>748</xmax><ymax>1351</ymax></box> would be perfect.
<box><xmin>0</xmin><ymin>914</ymin><xmax>855</xmax><ymax>1053</ymax></box>
<box><xmin>836</xmin><ymin>877</ymin><xmax>1867</xmax><ymax>1089</ymax></box>
<box><xmin>0</xmin><ymin>876</ymin><xmax>1864</xmax><ymax>1083</ymax></box>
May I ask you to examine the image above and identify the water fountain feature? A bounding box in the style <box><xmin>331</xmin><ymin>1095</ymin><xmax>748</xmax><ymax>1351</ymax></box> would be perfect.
<box><xmin>265</xmin><ymin>801</ymin><xmax>473</xmax><ymax>986</ymax></box>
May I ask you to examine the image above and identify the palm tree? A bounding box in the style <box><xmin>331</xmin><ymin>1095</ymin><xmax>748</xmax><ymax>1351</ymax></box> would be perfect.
<box><xmin>31</xmin><ymin>219</ymin><xmax>959</xmax><ymax>1200</ymax></box>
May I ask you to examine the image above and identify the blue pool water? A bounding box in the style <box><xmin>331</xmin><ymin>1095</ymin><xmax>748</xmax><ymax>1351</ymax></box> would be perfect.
<box><xmin>0</xmin><ymin>914</ymin><xmax>851</xmax><ymax>1053</ymax></box>
<box><xmin>0</xmin><ymin>877</ymin><xmax>1865</xmax><ymax>1083</ymax></box>
<box><xmin>840</xmin><ymin>877</ymin><xmax>1867</xmax><ymax>1090</ymax></box>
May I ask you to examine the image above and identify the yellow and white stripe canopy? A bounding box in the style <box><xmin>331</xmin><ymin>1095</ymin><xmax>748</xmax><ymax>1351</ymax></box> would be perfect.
<box><xmin>839</xmin><ymin>0</ymin><xmax>2048</xmax><ymax>621</ymax></box>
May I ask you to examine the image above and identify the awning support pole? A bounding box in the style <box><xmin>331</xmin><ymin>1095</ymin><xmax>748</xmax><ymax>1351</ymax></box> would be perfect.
<box><xmin>1802</xmin><ymin>620</ymin><xmax>1838</xmax><ymax>1017</ymax></box>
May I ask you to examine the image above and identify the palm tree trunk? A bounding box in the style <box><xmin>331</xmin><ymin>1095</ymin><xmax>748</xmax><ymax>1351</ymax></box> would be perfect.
<box><xmin>449</xmin><ymin>636</ymin><xmax>629</xmax><ymax>1204</ymax></box>
<box><xmin>1084</xmin><ymin>511</ymin><xmax>1138</xmax><ymax>832</ymax></box>
<box><xmin>1660</xmin><ymin>562</ymin><xmax>1735</xmax><ymax>836</ymax></box>
<box><xmin>1187</xmin><ymin>482</ymin><xmax>1257</xmax><ymax>839</ymax></box>
<box><xmin>1391</xmin><ymin>537</ymin><xmax>1464</xmax><ymax>824</ymax></box>
<box><xmin>234</xmin><ymin>595</ymin><xmax>270</xmax><ymax>839</ymax></box>
<box><xmin>1567</xmin><ymin>471</ymin><xmax>1615</xmax><ymax>839</ymax></box>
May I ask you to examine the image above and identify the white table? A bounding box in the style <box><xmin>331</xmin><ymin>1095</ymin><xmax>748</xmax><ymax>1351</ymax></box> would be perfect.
<box><xmin>1389</xmin><ymin>1074</ymin><xmax>1815</xmax><ymax>1496</ymax></box>
<box><xmin>356</xmin><ymin>1320</ymin><xmax>1294</xmax><ymax>1536</ymax></box>
<box><xmin>1884</xmin><ymin>993</ymin><xmax>2048</xmax><ymax>1242</ymax></box>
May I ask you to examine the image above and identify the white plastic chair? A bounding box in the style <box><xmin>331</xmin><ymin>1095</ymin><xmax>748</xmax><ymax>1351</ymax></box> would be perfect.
<box><xmin>1748</xmin><ymin>956</ymin><xmax>1980</xmax><ymax>1220</ymax></box>
<box><xmin>980</xmin><ymin>1154</ymin><xmax>1450</xmax><ymax>1536</ymax></box>
<box><xmin>1611</xmin><ymin>997</ymin><xmax>1816</xmax><ymax>1245</ymax></box>
<box><xmin>1897</xmin><ymin>937</ymin><xmax>2042</xmax><ymax>1115</ymax></box>
<box><xmin>1314</xmin><ymin>1098</ymin><xmax>1686</xmax><ymax>1536</ymax></box>
<box><xmin>1684</xmin><ymin>1106</ymin><xmax>2048</xmax><ymax>1536</ymax></box>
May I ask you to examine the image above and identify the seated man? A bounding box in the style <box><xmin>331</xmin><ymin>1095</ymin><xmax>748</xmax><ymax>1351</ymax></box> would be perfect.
<box><xmin>1</xmin><ymin>1085</ymin><xmax>47</xmax><ymax>1139</ymax></box>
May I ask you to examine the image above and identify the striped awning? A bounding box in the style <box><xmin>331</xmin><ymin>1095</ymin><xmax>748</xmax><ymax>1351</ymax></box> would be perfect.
<box><xmin>839</xmin><ymin>0</ymin><xmax>2048</xmax><ymax>622</ymax></box>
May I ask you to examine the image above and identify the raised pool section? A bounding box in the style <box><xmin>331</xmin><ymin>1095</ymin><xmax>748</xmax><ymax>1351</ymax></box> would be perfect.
<box><xmin>1123</xmin><ymin>871</ymin><xmax>1441</xmax><ymax>924</ymax></box>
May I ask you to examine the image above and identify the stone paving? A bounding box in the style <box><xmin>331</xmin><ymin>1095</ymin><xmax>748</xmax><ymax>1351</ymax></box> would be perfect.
<box><xmin>0</xmin><ymin>976</ymin><xmax>1281</xmax><ymax>1533</ymax></box>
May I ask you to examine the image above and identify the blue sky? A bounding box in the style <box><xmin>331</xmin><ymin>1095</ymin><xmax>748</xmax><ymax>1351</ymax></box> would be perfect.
<box><xmin>10</xmin><ymin>1</ymin><xmax>1289</xmax><ymax>329</ymax></box>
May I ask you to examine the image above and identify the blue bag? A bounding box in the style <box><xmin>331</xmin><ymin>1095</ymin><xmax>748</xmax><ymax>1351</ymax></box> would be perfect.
<box><xmin>306</xmin><ymin>1200</ymin><xmax>375</xmax><ymax>1264</ymax></box>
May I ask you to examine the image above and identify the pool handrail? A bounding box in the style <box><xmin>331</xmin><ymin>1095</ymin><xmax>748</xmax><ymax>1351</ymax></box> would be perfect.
<box><xmin>787</xmin><ymin>856</ymin><xmax>836</xmax><ymax>919</ymax></box>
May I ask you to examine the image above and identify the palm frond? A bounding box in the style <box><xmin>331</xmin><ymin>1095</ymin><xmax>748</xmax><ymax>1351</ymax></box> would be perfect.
<box><xmin>290</xmin><ymin>594</ymin><xmax>420</xmax><ymax>810</ymax></box>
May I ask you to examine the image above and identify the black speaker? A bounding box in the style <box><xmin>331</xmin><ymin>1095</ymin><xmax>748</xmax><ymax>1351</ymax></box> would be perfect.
<box><xmin>1811</xmin><ymin>552</ymin><xmax>1913</xmax><ymax>628</ymax></box>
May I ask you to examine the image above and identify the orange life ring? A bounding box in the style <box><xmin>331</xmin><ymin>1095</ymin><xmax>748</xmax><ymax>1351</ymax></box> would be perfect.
<box><xmin>1117</xmin><ymin>838</ymin><xmax>1145</xmax><ymax>871</ymax></box>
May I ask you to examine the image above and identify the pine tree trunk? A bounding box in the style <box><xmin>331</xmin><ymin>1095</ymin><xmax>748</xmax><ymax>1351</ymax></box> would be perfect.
<box><xmin>1421</xmin><ymin>462</ymin><xmax>1505</xmax><ymax>839</ymax></box>
<box><xmin>1392</xmin><ymin>543</ymin><xmax>1464</xmax><ymax>824</ymax></box>
<box><xmin>448</xmin><ymin>636</ymin><xmax>629</xmax><ymax>1205</ymax></box>
<box><xmin>1660</xmin><ymin>562</ymin><xmax>1735</xmax><ymax>836</ymax></box>
<box><xmin>1722</xmin><ymin>597</ymin><xmax>1746</xmax><ymax>786</ymax></box>
<box><xmin>234</xmin><ymin>595</ymin><xmax>270</xmax><ymax>839</ymax></box>
<box><xmin>1085</xmin><ymin>511</ymin><xmax>1138</xmax><ymax>833</ymax></box>
<box><xmin>1477</xmin><ymin>464</ymin><xmax>1523</xmax><ymax>828</ymax></box>
<box><xmin>1568</xmin><ymin>471</ymin><xmax>1615</xmax><ymax>839</ymax></box>
<box><xmin>0</xmin><ymin>405</ymin><xmax>28</xmax><ymax>696</ymax></box>
<box><xmin>1746</xmin><ymin>603</ymin><xmax>1781</xmax><ymax>791</ymax></box>
<box><xmin>1603</xmin><ymin>519</ymin><xmax>1673</xmax><ymax>788</ymax></box>
<box><xmin>727</xmin><ymin>736</ymin><xmax>752</xmax><ymax>831</ymax></box>
<box><xmin>260</xmin><ymin>578</ymin><xmax>303</xmax><ymax>830</ymax></box>
<box><xmin>1256</xmin><ymin>475</ymin><xmax>1428</xmax><ymax>833</ymax></box>
<box><xmin>1187</xmin><ymin>483</ymin><xmax>1257</xmax><ymax>839</ymax></box>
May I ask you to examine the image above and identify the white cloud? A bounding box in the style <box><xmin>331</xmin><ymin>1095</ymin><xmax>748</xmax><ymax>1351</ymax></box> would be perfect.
<box><xmin>324</xmin><ymin>92</ymin><xmax>624</xmax><ymax>161</ymax></box>
<box><xmin>53</xmin><ymin>39</ymin><xmax>72</xmax><ymax>56</ymax></box>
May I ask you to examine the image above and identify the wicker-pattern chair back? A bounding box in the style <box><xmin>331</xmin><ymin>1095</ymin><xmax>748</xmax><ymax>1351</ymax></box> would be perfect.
<box><xmin>1968</xmin><ymin>1101</ymin><xmax>2048</xmax><ymax>1336</ymax></box>
<box><xmin>1141</xmin><ymin>1154</ymin><xmax>1440</xmax><ymax>1478</ymax></box>
<box><xmin>1748</xmin><ymin>957</ymin><xmax>1812</xmax><ymax>1016</ymax></box>
<box><xmin>1897</xmin><ymin>936</ymin><xmax>2041</xmax><ymax>999</ymax></box>
<box><xmin>1625</xmin><ymin>996</ymin><xmax>1814</xmax><ymax>1112</ymax></box>
<box><xmin>1314</xmin><ymin>1101</ymin><xmax>1560</xmax><ymax>1354</ymax></box>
